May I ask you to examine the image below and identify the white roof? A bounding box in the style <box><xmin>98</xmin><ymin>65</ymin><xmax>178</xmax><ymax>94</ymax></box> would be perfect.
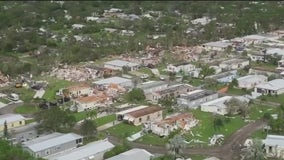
<box><xmin>201</xmin><ymin>96</ymin><xmax>232</xmax><ymax>107</ymax></box>
<box><xmin>105</xmin><ymin>60</ymin><xmax>139</xmax><ymax>67</ymax></box>
<box><xmin>0</xmin><ymin>114</ymin><xmax>25</xmax><ymax>125</ymax></box>
<box><xmin>243</xmin><ymin>35</ymin><xmax>267</xmax><ymax>40</ymax></box>
<box><xmin>255</xmin><ymin>79</ymin><xmax>284</xmax><ymax>91</ymax></box>
<box><xmin>93</xmin><ymin>77</ymin><xmax>132</xmax><ymax>85</ymax></box>
<box><xmin>23</xmin><ymin>132</ymin><xmax>83</xmax><ymax>152</ymax></box>
<box><xmin>106</xmin><ymin>148</ymin><xmax>153</xmax><ymax>160</ymax></box>
<box><xmin>267</xmin><ymin>48</ymin><xmax>284</xmax><ymax>56</ymax></box>
<box><xmin>48</xmin><ymin>139</ymin><xmax>114</xmax><ymax>160</ymax></box>
<box><xmin>263</xmin><ymin>135</ymin><xmax>284</xmax><ymax>147</ymax></box>
<box><xmin>116</xmin><ymin>105</ymin><xmax>148</xmax><ymax>116</ymax></box>
<box><xmin>203</xmin><ymin>41</ymin><xmax>232</xmax><ymax>48</ymax></box>
<box><xmin>237</xmin><ymin>75</ymin><xmax>267</xmax><ymax>83</ymax></box>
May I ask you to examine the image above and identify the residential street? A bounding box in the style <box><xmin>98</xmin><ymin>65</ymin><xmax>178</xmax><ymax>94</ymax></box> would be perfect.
<box><xmin>108</xmin><ymin>119</ymin><xmax>266</xmax><ymax>160</ymax></box>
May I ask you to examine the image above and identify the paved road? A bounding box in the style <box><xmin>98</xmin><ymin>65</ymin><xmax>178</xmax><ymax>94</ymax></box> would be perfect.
<box><xmin>0</xmin><ymin>101</ymin><xmax>24</xmax><ymax>115</ymax></box>
<box><xmin>108</xmin><ymin>119</ymin><xmax>266</xmax><ymax>160</ymax></box>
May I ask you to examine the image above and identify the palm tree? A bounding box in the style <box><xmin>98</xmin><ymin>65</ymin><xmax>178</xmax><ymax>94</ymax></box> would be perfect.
<box><xmin>166</xmin><ymin>135</ymin><xmax>186</xmax><ymax>160</ymax></box>
<box><xmin>241</xmin><ymin>139</ymin><xmax>265</xmax><ymax>160</ymax></box>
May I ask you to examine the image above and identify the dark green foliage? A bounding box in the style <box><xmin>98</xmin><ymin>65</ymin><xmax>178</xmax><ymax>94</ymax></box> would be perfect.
<box><xmin>35</xmin><ymin>107</ymin><xmax>76</xmax><ymax>133</ymax></box>
<box><xmin>103</xmin><ymin>144</ymin><xmax>130</xmax><ymax>159</ymax></box>
<box><xmin>126</xmin><ymin>88</ymin><xmax>145</xmax><ymax>103</ymax></box>
<box><xmin>0</xmin><ymin>139</ymin><xmax>44</xmax><ymax>160</ymax></box>
<box><xmin>80</xmin><ymin>119</ymin><xmax>97</xmax><ymax>139</ymax></box>
<box><xmin>3</xmin><ymin>121</ymin><xmax>8</xmax><ymax>138</ymax></box>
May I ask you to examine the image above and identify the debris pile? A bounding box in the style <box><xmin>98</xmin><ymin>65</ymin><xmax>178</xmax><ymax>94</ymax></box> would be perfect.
<box><xmin>0</xmin><ymin>71</ymin><xmax>9</xmax><ymax>87</ymax></box>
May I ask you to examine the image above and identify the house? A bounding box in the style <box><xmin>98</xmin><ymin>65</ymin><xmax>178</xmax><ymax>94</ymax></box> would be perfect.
<box><xmin>242</xmin><ymin>34</ymin><xmax>267</xmax><ymax>45</ymax></box>
<box><xmin>47</xmin><ymin>139</ymin><xmax>114</xmax><ymax>160</ymax></box>
<box><xmin>210</xmin><ymin>65</ymin><xmax>222</xmax><ymax>74</ymax></box>
<box><xmin>253</xmin><ymin>79</ymin><xmax>284</xmax><ymax>96</ymax></box>
<box><xmin>177</xmin><ymin>89</ymin><xmax>218</xmax><ymax>109</ymax></box>
<box><xmin>22</xmin><ymin>132</ymin><xmax>83</xmax><ymax>158</ymax></box>
<box><xmin>201</xmin><ymin>96</ymin><xmax>232</xmax><ymax>115</ymax></box>
<box><xmin>73</xmin><ymin>95</ymin><xmax>110</xmax><ymax>112</ymax></box>
<box><xmin>237</xmin><ymin>75</ymin><xmax>268</xmax><ymax>89</ymax></box>
<box><xmin>146</xmin><ymin>113</ymin><xmax>198</xmax><ymax>137</ymax></box>
<box><xmin>201</xmin><ymin>95</ymin><xmax>250</xmax><ymax>115</ymax></box>
<box><xmin>146</xmin><ymin>84</ymin><xmax>194</xmax><ymax>103</ymax></box>
<box><xmin>206</xmin><ymin>70</ymin><xmax>238</xmax><ymax>83</ymax></box>
<box><xmin>116</xmin><ymin>106</ymin><xmax>163</xmax><ymax>126</ymax></box>
<box><xmin>219</xmin><ymin>58</ymin><xmax>250</xmax><ymax>71</ymax></box>
<box><xmin>166</xmin><ymin>63</ymin><xmax>196</xmax><ymax>73</ymax></box>
<box><xmin>93</xmin><ymin>77</ymin><xmax>133</xmax><ymax>89</ymax></box>
<box><xmin>277</xmin><ymin>59</ymin><xmax>284</xmax><ymax>72</ymax></box>
<box><xmin>106</xmin><ymin>148</ymin><xmax>153</xmax><ymax>160</ymax></box>
<box><xmin>136</xmin><ymin>81</ymin><xmax>168</xmax><ymax>94</ymax></box>
<box><xmin>66</xmin><ymin>84</ymin><xmax>93</xmax><ymax>98</ymax></box>
<box><xmin>202</xmin><ymin>41</ymin><xmax>233</xmax><ymax>52</ymax></box>
<box><xmin>266</xmin><ymin>48</ymin><xmax>284</xmax><ymax>58</ymax></box>
<box><xmin>263</xmin><ymin>135</ymin><xmax>284</xmax><ymax>158</ymax></box>
<box><xmin>104</xmin><ymin>60</ymin><xmax>140</xmax><ymax>71</ymax></box>
<box><xmin>0</xmin><ymin>114</ymin><xmax>25</xmax><ymax>132</ymax></box>
<box><xmin>248</xmin><ymin>52</ymin><xmax>266</xmax><ymax>62</ymax></box>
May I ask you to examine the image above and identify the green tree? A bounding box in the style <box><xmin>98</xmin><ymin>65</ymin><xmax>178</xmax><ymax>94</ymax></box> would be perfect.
<box><xmin>213</xmin><ymin>116</ymin><xmax>224</xmax><ymax>131</ymax></box>
<box><xmin>126</xmin><ymin>88</ymin><xmax>145</xmax><ymax>102</ymax></box>
<box><xmin>200</xmin><ymin>65</ymin><xmax>215</xmax><ymax>79</ymax></box>
<box><xmin>3</xmin><ymin>121</ymin><xmax>8</xmax><ymax>138</ymax></box>
<box><xmin>229</xmin><ymin>78</ymin><xmax>238</xmax><ymax>88</ymax></box>
<box><xmin>241</xmin><ymin>139</ymin><xmax>265</xmax><ymax>160</ymax></box>
<box><xmin>80</xmin><ymin>119</ymin><xmax>97</xmax><ymax>139</ymax></box>
<box><xmin>166</xmin><ymin>135</ymin><xmax>186</xmax><ymax>160</ymax></box>
<box><xmin>0</xmin><ymin>139</ymin><xmax>44</xmax><ymax>160</ymax></box>
<box><xmin>87</xmin><ymin>110</ymin><xmax>97</xmax><ymax>120</ymax></box>
<box><xmin>35</xmin><ymin>107</ymin><xmax>76</xmax><ymax>133</ymax></box>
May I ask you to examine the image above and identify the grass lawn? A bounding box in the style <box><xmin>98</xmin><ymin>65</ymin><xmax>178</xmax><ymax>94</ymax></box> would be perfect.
<box><xmin>41</xmin><ymin>77</ymin><xmax>76</xmax><ymax>101</ymax></box>
<box><xmin>25</xmin><ymin>119</ymin><xmax>36</xmax><ymax>124</ymax></box>
<box><xmin>14</xmin><ymin>103</ymin><xmax>40</xmax><ymax>114</ymax></box>
<box><xmin>14</xmin><ymin>88</ymin><xmax>35</xmax><ymax>102</ymax></box>
<box><xmin>136</xmin><ymin>133</ymin><xmax>169</xmax><ymax>146</ymax></box>
<box><xmin>137</xmin><ymin>67</ymin><xmax>153</xmax><ymax>75</ymax></box>
<box><xmin>189</xmin><ymin>155</ymin><xmax>207</xmax><ymax>160</ymax></box>
<box><xmin>0</xmin><ymin>98</ymin><xmax>10</xmax><ymax>104</ymax></box>
<box><xmin>259</xmin><ymin>94</ymin><xmax>284</xmax><ymax>104</ymax></box>
<box><xmin>248</xmin><ymin>104</ymin><xmax>278</xmax><ymax>120</ymax></box>
<box><xmin>251</xmin><ymin>61</ymin><xmax>277</xmax><ymax>71</ymax></box>
<box><xmin>250</xmin><ymin>130</ymin><xmax>267</xmax><ymax>139</ymax></box>
<box><xmin>105</xmin><ymin>123</ymin><xmax>142</xmax><ymax>139</ymax></box>
<box><xmin>73</xmin><ymin>112</ymin><xmax>89</xmax><ymax>122</ymax></box>
<box><xmin>187</xmin><ymin>78</ymin><xmax>204</xmax><ymax>87</ymax></box>
<box><xmin>184</xmin><ymin>109</ymin><xmax>247</xmax><ymax>145</ymax></box>
<box><xmin>227</xmin><ymin>87</ymin><xmax>249</xmax><ymax>95</ymax></box>
<box><xmin>96</xmin><ymin>114</ymin><xmax>116</xmax><ymax>126</ymax></box>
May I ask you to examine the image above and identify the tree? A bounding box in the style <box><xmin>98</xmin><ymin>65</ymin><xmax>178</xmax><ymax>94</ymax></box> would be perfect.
<box><xmin>225</xmin><ymin>98</ymin><xmax>249</xmax><ymax>118</ymax></box>
<box><xmin>200</xmin><ymin>65</ymin><xmax>215</xmax><ymax>79</ymax></box>
<box><xmin>229</xmin><ymin>78</ymin><xmax>238</xmax><ymax>88</ymax></box>
<box><xmin>0</xmin><ymin>139</ymin><xmax>44</xmax><ymax>160</ymax></box>
<box><xmin>166</xmin><ymin>135</ymin><xmax>186</xmax><ymax>160</ymax></box>
<box><xmin>126</xmin><ymin>88</ymin><xmax>145</xmax><ymax>102</ymax></box>
<box><xmin>87</xmin><ymin>110</ymin><xmax>97</xmax><ymax>120</ymax></box>
<box><xmin>122</xmin><ymin>66</ymin><xmax>130</xmax><ymax>74</ymax></box>
<box><xmin>213</xmin><ymin>116</ymin><xmax>224</xmax><ymax>131</ymax></box>
<box><xmin>80</xmin><ymin>119</ymin><xmax>97</xmax><ymax>139</ymax></box>
<box><xmin>3</xmin><ymin>121</ymin><xmax>8</xmax><ymax>138</ymax></box>
<box><xmin>35</xmin><ymin>107</ymin><xmax>76</xmax><ymax>133</ymax></box>
<box><xmin>241</xmin><ymin>139</ymin><xmax>265</xmax><ymax>160</ymax></box>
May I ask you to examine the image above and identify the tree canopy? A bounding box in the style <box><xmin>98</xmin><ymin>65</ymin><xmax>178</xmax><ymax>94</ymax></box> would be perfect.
<box><xmin>35</xmin><ymin>107</ymin><xmax>76</xmax><ymax>133</ymax></box>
